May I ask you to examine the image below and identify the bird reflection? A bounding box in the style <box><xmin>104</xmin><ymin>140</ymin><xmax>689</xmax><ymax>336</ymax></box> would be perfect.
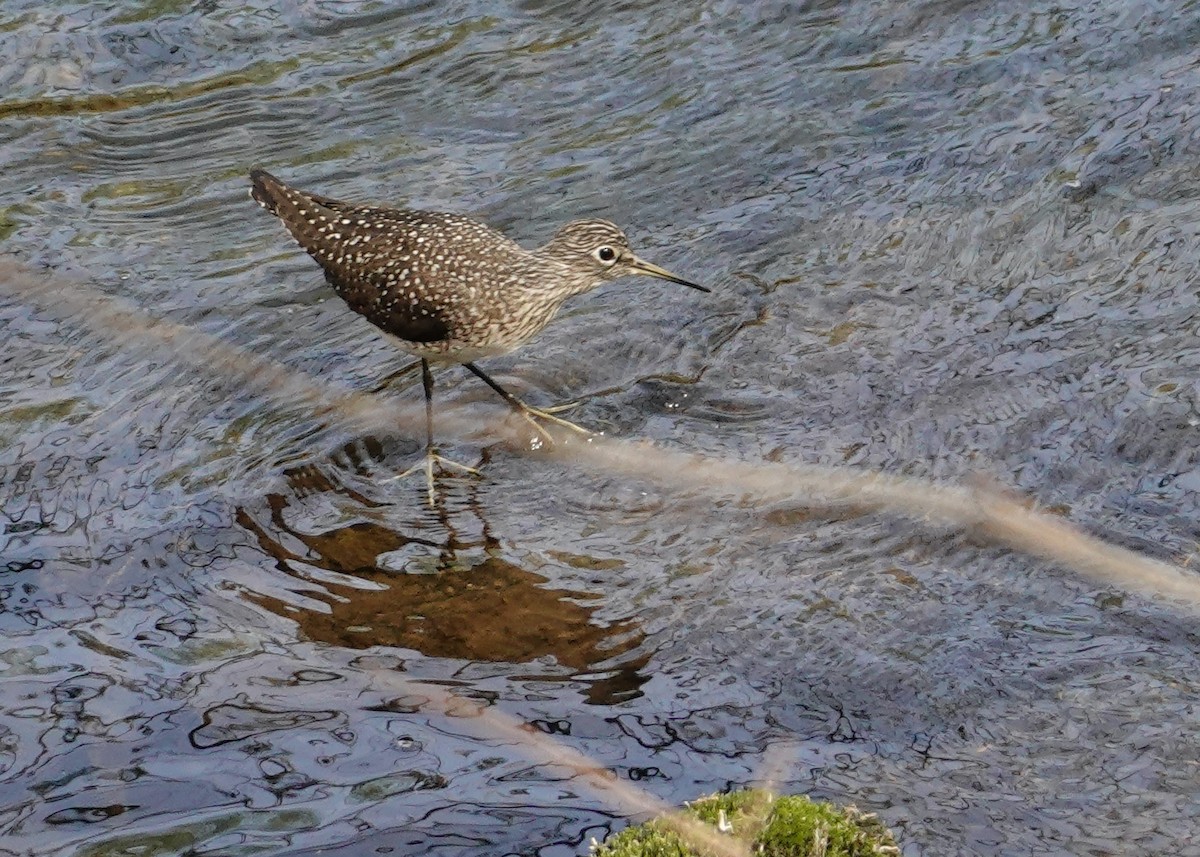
<box><xmin>236</xmin><ymin>443</ymin><xmax>649</xmax><ymax>704</ymax></box>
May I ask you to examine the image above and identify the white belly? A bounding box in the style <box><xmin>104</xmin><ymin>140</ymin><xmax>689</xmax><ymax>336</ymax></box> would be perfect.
<box><xmin>380</xmin><ymin>333</ymin><xmax>515</xmax><ymax>364</ymax></box>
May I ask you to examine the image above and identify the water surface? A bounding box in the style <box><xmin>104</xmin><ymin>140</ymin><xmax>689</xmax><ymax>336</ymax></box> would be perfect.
<box><xmin>3</xmin><ymin>0</ymin><xmax>1200</xmax><ymax>854</ymax></box>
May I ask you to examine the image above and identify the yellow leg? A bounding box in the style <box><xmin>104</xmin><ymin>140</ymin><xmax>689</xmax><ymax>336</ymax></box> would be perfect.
<box><xmin>389</xmin><ymin>359</ymin><xmax>481</xmax><ymax>505</ymax></box>
<box><xmin>463</xmin><ymin>363</ymin><xmax>594</xmax><ymax>441</ymax></box>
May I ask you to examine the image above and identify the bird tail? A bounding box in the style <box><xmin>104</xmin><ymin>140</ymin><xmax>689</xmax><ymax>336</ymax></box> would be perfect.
<box><xmin>249</xmin><ymin>168</ymin><xmax>289</xmax><ymax>215</ymax></box>
<box><xmin>250</xmin><ymin>168</ymin><xmax>357</xmax><ymax>222</ymax></box>
<box><xmin>248</xmin><ymin>168</ymin><xmax>338</xmax><ymax>254</ymax></box>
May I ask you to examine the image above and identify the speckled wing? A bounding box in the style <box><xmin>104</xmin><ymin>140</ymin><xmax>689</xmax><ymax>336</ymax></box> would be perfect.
<box><xmin>250</xmin><ymin>169</ymin><xmax>450</xmax><ymax>345</ymax></box>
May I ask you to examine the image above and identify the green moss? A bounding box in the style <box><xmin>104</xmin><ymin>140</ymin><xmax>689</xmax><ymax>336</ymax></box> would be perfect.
<box><xmin>0</xmin><ymin>206</ymin><xmax>19</xmax><ymax>241</ymax></box>
<box><xmin>0</xmin><ymin>57</ymin><xmax>301</xmax><ymax>120</ymax></box>
<box><xmin>593</xmin><ymin>790</ymin><xmax>899</xmax><ymax>857</ymax></box>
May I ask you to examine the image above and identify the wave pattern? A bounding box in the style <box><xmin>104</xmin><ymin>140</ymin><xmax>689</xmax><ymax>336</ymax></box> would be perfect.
<box><xmin>2</xmin><ymin>0</ymin><xmax>1200</xmax><ymax>854</ymax></box>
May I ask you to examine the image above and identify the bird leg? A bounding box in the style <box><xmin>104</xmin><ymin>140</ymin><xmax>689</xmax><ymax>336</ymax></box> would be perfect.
<box><xmin>463</xmin><ymin>363</ymin><xmax>593</xmax><ymax>442</ymax></box>
<box><xmin>392</xmin><ymin>359</ymin><xmax>479</xmax><ymax>505</ymax></box>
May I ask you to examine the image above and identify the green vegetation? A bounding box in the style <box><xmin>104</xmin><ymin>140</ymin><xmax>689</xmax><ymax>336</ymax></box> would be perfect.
<box><xmin>592</xmin><ymin>790</ymin><xmax>899</xmax><ymax>857</ymax></box>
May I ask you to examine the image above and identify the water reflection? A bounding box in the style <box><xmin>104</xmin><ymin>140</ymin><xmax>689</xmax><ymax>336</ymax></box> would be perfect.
<box><xmin>235</xmin><ymin>446</ymin><xmax>649</xmax><ymax>705</ymax></box>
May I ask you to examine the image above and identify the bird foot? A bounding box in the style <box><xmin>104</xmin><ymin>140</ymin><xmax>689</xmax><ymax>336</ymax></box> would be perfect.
<box><xmin>519</xmin><ymin>404</ymin><xmax>594</xmax><ymax>438</ymax></box>
<box><xmin>533</xmin><ymin>399</ymin><xmax>580</xmax><ymax>415</ymax></box>
<box><xmin>392</xmin><ymin>450</ymin><xmax>481</xmax><ymax>506</ymax></box>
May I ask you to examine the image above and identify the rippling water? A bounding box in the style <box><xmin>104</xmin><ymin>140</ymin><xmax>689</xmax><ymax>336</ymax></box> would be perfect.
<box><xmin>3</xmin><ymin>0</ymin><xmax>1200</xmax><ymax>854</ymax></box>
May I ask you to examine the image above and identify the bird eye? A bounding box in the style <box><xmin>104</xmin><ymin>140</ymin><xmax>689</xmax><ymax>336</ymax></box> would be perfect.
<box><xmin>595</xmin><ymin>246</ymin><xmax>616</xmax><ymax>263</ymax></box>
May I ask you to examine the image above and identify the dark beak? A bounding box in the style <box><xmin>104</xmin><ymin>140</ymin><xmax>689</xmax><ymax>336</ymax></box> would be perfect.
<box><xmin>627</xmin><ymin>254</ymin><xmax>710</xmax><ymax>293</ymax></box>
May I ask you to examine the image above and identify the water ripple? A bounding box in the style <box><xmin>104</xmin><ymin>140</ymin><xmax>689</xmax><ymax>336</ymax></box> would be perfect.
<box><xmin>3</xmin><ymin>0</ymin><xmax>1200</xmax><ymax>854</ymax></box>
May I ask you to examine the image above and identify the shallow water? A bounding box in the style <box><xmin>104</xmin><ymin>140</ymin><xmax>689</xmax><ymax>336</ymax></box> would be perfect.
<box><xmin>3</xmin><ymin>0</ymin><xmax>1200</xmax><ymax>854</ymax></box>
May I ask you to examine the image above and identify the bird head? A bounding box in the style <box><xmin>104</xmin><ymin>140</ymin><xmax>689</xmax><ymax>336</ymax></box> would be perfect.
<box><xmin>538</xmin><ymin>219</ymin><xmax>709</xmax><ymax>296</ymax></box>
